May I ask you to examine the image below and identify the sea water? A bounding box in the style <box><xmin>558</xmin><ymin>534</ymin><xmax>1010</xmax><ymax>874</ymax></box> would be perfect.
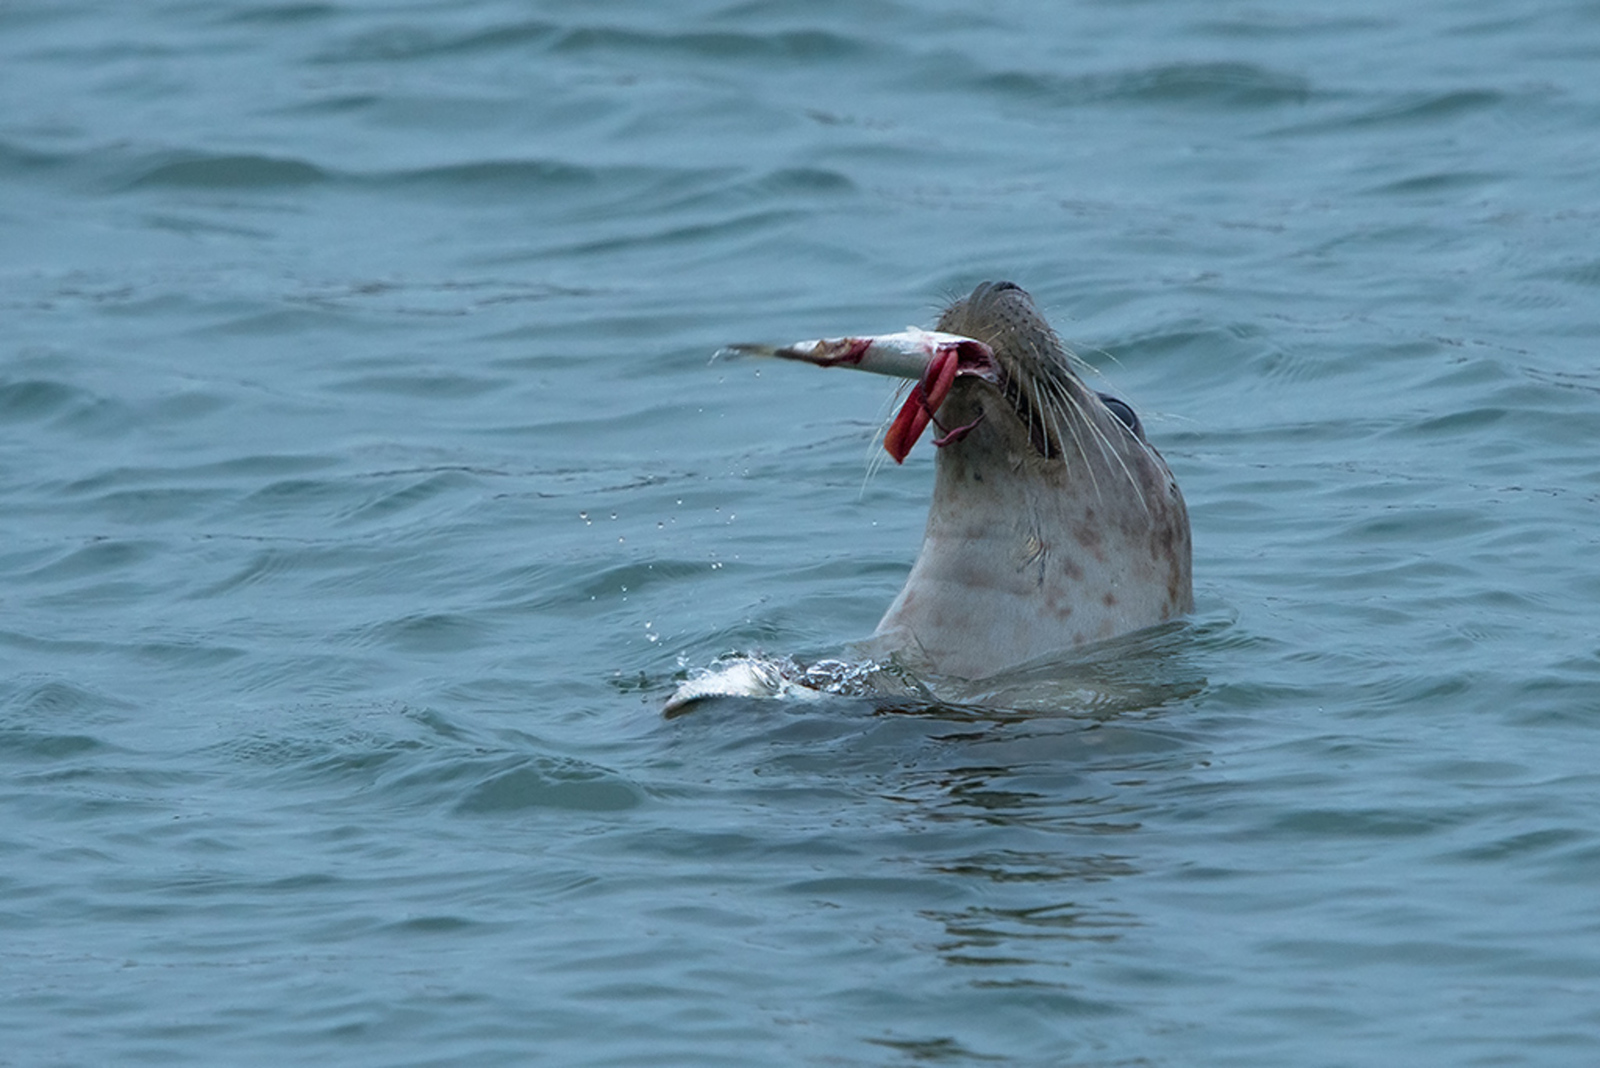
<box><xmin>4</xmin><ymin>1</ymin><xmax>1600</xmax><ymax>1064</ymax></box>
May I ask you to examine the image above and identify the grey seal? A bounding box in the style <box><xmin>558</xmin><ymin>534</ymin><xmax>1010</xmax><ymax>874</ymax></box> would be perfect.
<box><xmin>667</xmin><ymin>281</ymin><xmax>1191</xmax><ymax>711</ymax></box>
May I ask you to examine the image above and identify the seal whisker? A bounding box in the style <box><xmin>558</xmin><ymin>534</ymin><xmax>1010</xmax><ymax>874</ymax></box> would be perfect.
<box><xmin>1037</xmin><ymin>374</ymin><xmax>1108</xmax><ymax>502</ymax></box>
<box><xmin>1044</xmin><ymin>374</ymin><xmax>1151</xmax><ymax>514</ymax></box>
<box><xmin>863</xmin><ymin>383</ymin><xmax>913</xmax><ymax>490</ymax></box>
<box><xmin>1026</xmin><ymin>376</ymin><xmax>1052</xmax><ymax>460</ymax></box>
<box><xmin>1075</xmin><ymin>386</ymin><xmax>1152</xmax><ymax>514</ymax></box>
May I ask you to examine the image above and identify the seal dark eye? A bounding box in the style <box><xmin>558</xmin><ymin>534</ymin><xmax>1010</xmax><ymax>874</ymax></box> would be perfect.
<box><xmin>1097</xmin><ymin>393</ymin><xmax>1143</xmax><ymax>438</ymax></box>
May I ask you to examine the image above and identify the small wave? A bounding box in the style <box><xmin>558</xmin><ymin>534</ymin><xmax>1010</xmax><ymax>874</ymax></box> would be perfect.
<box><xmin>1534</xmin><ymin>258</ymin><xmax>1600</xmax><ymax>290</ymax></box>
<box><xmin>361</xmin><ymin>612</ymin><xmax>492</xmax><ymax>656</ymax></box>
<box><xmin>978</xmin><ymin>62</ymin><xmax>1313</xmax><ymax>109</ymax></box>
<box><xmin>453</xmin><ymin>755</ymin><xmax>645</xmax><ymax>814</ymax></box>
<box><xmin>122</xmin><ymin>152</ymin><xmax>331</xmax><ymax>190</ymax></box>
<box><xmin>1366</xmin><ymin>170</ymin><xmax>1504</xmax><ymax>197</ymax></box>
<box><xmin>311</xmin><ymin>18</ymin><xmax>560</xmax><ymax>63</ymax></box>
<box><xmin>0</xmin><ymin>137</ymin><xmax>70</xmax><ymax>177</ymax></box>
<box><xmin>218</xmin><ymin>707</ymin><xmax>646</xmax><ymax>815</ymax></box>
<box><xmin>0</xmin><ymin>726</ymin><xmax>105</xmax><ymax>761</ymax></box>
<box><xmin>549</xmin><ymin>208</ymin><xmax>802</xmax><ymax>258</ymax></box>
<box><xmin>19</xmin><ymin>539</ymin><xmax>160</xmax><ymax>585</ymax></box>
<box><xmin>0</xmin><ymin>678</ymin><xmax>134</xmax><ymax>725</ymax></box>
<box><xmin>324</xmin><ymin>371</ymin><xmax>508</xmax><ymax>398</ymax></box>
<box><xmin>1274</xmin><ymin>88</ymin><xmax>1507</xmax><ymax>136</ymax></box>
<box><xmin>215</xmin><ymin>3</ymin><xmax>339</xmax><ymax>27</ymax></box>
<box><xmin>0</xmin><ymin>378</ymin><xmax>94</xmax><ymax>422</ymax></box>
<box><xmin>551</xmin><ymin>25</ymin><xmax>864</xmax><ymax>64</ymax></box>
<box><xmin>748</xmin><ymin>166</ymin><xmax>856</xmax><ymax>197</ymax></box>
<box><xmin>372</xmin><ymin>158</ymin><xmax>729</xmax><ymax>214</ymax></box>
<box><xmin>385</xmin><ymin>158</ymin><xmax>603</xmax><ymax>192</ymax></box>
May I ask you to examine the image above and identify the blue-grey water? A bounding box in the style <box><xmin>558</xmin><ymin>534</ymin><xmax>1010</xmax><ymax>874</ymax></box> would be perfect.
<box><xmin>5</xmin><ymin>1</ymin><xmax>1600</xmax><ymax>1064</ymax></box>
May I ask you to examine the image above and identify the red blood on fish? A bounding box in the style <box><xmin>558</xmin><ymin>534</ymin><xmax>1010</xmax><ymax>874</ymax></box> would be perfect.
<box><xmin>883</xmin><ymin>345</ymin><xmax>960</xmax><ymax>463</ymax></box>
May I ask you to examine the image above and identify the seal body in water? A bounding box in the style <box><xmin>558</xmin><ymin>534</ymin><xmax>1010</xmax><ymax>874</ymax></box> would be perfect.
<box><xmin>669</xmin><ymin>281</ymin><xmax>1190</xmax><ymax>710</ymax></box>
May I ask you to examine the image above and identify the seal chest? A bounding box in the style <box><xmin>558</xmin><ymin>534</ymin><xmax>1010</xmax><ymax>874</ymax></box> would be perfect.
<box><xmin>759</xmin><ymin>281</ymin><xmax>1192</xmax><ymax>680</ymax></box>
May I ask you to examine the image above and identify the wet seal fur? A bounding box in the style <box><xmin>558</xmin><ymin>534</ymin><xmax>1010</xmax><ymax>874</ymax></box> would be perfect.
<box><xmin>666</xmin><ymin>281</ymin><xmax>1191</xmax><ymax>712</ymax></box>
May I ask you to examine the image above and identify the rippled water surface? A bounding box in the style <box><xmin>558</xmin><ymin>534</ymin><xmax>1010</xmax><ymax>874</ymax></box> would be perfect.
<box><xmin>5</xmin><ymin>1</ymin><xmax>1600</xmax><ymax>1064</ymax></box>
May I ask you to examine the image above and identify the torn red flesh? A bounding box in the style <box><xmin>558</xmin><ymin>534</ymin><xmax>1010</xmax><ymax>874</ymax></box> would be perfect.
<box><xmin>883</xmin><ymin>345</ymin><xmax>962</xmax><ymax>464</ymax></box>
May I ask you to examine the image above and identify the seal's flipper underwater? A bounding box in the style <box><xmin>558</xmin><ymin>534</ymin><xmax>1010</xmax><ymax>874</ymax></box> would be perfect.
<box><xmin>671</xmin><ymin>281</ymin><xmax>1191</xmax><ymax>709</ymax></box>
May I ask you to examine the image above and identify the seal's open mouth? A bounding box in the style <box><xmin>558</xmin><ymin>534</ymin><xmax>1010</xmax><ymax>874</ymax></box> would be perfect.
<box><xmin>882</xmin><ymin>338</ymin><xmax>993</xmax><ymax>463</ymax></box>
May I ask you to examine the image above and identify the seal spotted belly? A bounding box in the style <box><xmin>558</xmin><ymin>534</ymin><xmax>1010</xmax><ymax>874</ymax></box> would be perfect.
<box><xmin>669</xmin><ymin>281</ymin><xmax>1191</xmax><ymax>710</ymax></box>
